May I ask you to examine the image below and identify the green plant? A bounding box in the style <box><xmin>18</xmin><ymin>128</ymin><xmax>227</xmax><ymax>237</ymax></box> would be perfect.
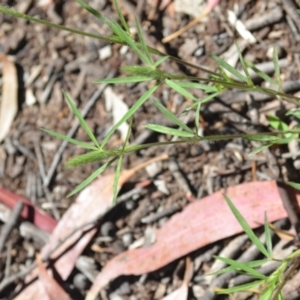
<box><xmin>1</xmin><ymin>1</ymin><xmax>300</xmax><ymax>199</ymax></box>
<box><xmin>213</xmin><ymin>194</ymin><xmax>300</xmax><ymax>300</ymax></box>
<box><xmin>2</xmin><ymin>2</ymin><xmax>300</xmax><ymax>297</ymax></box>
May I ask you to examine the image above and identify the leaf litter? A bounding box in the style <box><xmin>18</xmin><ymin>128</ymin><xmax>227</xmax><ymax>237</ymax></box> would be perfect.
<box><xmin>86</xmin><ymin>181</ymin><xmax>300</xmax><ymax>299</ymax></box>
<box><xmin>13</xmin><ymin>154</ymin><xmax>168</xmax><ymax>300</ymax></box>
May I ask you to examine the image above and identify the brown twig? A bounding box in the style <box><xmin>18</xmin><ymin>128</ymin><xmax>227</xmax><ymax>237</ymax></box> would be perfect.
<box><xmin>0</xmin><ymin>202</ymin><xmax>23</xmax><ymax>254</ymax></box>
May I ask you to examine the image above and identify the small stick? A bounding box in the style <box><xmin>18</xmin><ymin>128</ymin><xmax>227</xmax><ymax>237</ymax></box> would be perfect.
<box><xmin>162</xmin><ymin>0</ymin><xmax>220</xmax><ymax>43</ymax></box>
<box><xmin>0</xmin><ymin>202</ymin><xmax>23</xmax><ymax>253</ymax></box>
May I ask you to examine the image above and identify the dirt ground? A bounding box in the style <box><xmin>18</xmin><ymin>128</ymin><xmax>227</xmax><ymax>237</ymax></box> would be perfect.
<box><xmin>1</xmin><ymin>0</ymin><xmax>300</xmax><ymax>299</ymax></box>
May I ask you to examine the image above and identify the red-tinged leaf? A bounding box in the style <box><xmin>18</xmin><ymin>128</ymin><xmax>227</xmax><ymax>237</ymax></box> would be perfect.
<box><xmin>13</xmin><ymin>255</ymin><xmax>72</xmax><ymax>300</ymax></box>
<box><xmin>36</xmin><ymin>254</ymin><xmax>72</xmax><ymax>300</ymax></box>
<box><xmin>40</xmin><ymin>154</ymin><xmax>168</xmax><ymax>280</ymax></box>
<box><xmin>0</xmin><ymin>188</ymin><xmax>57</xmax><ymax>232</ymax></box>
<box><xmin>86</xmin><ymin>181</ymin><xmax>300</xmax><ymax>300</ymax></box>
<box><xmin>14</xmin><ymin>155</ymin><xmax>168</xmax><ymax>300</ymax></box>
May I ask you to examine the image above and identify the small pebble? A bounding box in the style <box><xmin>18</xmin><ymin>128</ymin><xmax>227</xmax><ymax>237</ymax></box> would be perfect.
<box><xmin>101</xmin><ymin>222</ymin><xmax>116</xmax><ymax>236</ymax></box>
<box><xmin>192</xmin><ymin>284</ymin><xmax>205</xmax><ymax>299</ymax></box>
<box><xmin>73</xmin><ymin>273</ymin><xmax>89</xmax><ymax>291</ymax></box>
<box><xmin>122</xmin><ymin>233</ymin><xmax>133</xmax><ymax>247</ymax></box>
<box><xmin>98</xmin><ymin>45</ymin><xmax>112</xmax><ymax>60</ymax></box>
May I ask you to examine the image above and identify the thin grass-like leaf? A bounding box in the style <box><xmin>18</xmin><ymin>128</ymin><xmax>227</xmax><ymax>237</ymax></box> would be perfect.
<box><xmin>273</xmin><ymin>47</ymin><xmax>283</xmax><ymax>93</ymax></box>
<box><xmin>135</xmin><ymin>16</ymin><xmax>152</xmax><ymax>65</ymax></box>
<box><xmin>76</xmin><ymin>0</ymin><xmax>108</xmax><ymax>23</ymax></box>
<box><xmin>100</xmin><ymin>83</ymin><xmax>159</xmax><ymax>149</ymax></box>
<box><xmin>176</xmin><ymin>81</ymin><xmax>218</xmax><ymax>93</ymax></box>
<box><xmin>94</xmin><ymin>76</ymin><xmax>152</xmax><ymax>84</ymax></box>
<box><xmin>211</xmin><ymin>54</ymin><xmax>248</xmax><ymax>83</ymax></box>
<box><xmin>63</xmin><ymin>91</ymin><xmax>100</xmax><ymax>148</ymax></box>
<box><xmin>112</xmin><ymin>156</ymin><xmax>123</xmax><ymax>205</ymax></box>
<box><xmin>244</xmin><ymin>134</ymin><xmax>280</xmax><ymax>142</ymax></box>
<box><xmin>286</xmin><ymin>109</ymin><xmax>300</xmax><ymax>119</ymax></box>
<box><xmin>267</xmin><ymin>115</ymin><xmax>289</xmax><ymax>131</ymax></box>
<box><xmin>113</xmin><ymin>0</ymin><xmax>130</xmax><ymax>33</ymax></box>
<box><xmin>153</xmin><ymin>56</ymin><xmax>169</xmax><ymax>67</ymax></box>
<box><xmin>112</xmin><ymin>20</ymin><xmax>149</xmax><ymax>64</ymax></box>
<box><xmin>245</xmin><ymin>59</ymin><xmax>278</xmax><ymax>85</ymax></box>
<box><xmin>185</xmin><ymin>92</ymin><xmax>219</xmax><ymax>111</ymax></box>
<box><xmin>288</xmin><ymin>181</ymin><xmax>300</xmax><ymax>190</ymax></box>
<box><xmin>165</xmin><ymin>79</ymin><xmax>198</xmax><ymax>101</ymax></box>
<box><xmin>248</xmin><ymin>144</ymin><xmax>272</xmax><ymax>156</ymax></box>
<box><xmin>264</xmin><ymin>213</ymin><xmax>273</xmax><ymax>257</ymax></box>
<box><xmin>235</xmin><ymin>42</ymin><xmax>253</xmax><ymax>86</ymax></box>
<box><xmin>42</xmin><ymin>128</ymin><xmax>98</xmax><ymax>150</ymax></box>
<box><xmin>146</xmin><ymin>124</ymin><xmax>195</xmax><ymax>137</ymax></box>
<box><xmin>216</xmin><ymin>280</ymin><xmax>264</xmax><ymax>294</ymax></box>
<box><xmin>112</xmin><ymin>116</ymin><xmax>133</xmax><ymax>204</ymax></box>
<box><xmin>214</xmin><ymin>256</ymin><xmax>266</xmax><ymax>279</ymax></box>
<box><xmin>224</xmin><ymin>195</ymin><xmax>270</xmax><ymax>257</ymax></box>
<box><xmin>260</xmin><ymin>286</ymin><xmax>274</xmax><ymax>300</ymax></box>
<box><xmin>195</xmin><ymin>102</ymin><xmax>201</xmax><ymax>134</ymax></box>
<box><xmin>67</xmin><ymin>158</ymin><xmax>116</xmax><ymax>197</ymax></box>
<box><xmin>152</xmin><ymin>99</ymin><xmax>194</xmax><ymax>133</ymax></box>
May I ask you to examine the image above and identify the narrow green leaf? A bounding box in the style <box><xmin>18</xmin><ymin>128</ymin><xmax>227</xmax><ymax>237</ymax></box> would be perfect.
<box><xmin>244</xmin><ymin>134</ymin><xmax>280</xmax><ymax>142</ymax></box>
<box><xmin>288</xmin><ymin>181</ymin><xmax>300</xmax><ymax>190</ymax></box>
<box><xmin>245</xmin><ymin>59</ymin><xmax>278</xmax><ymax>85</ymax></box>
<box><xmin>176</xmin><ymin>81</ymin><xmax>218</xmax><ymax>93</ymax></box>
<box><xmin>152</xmin><ymin>98</ymin><xmax>194</xmax><ymax>133</ymax></box>
<box><xmin>122</xmin><ymin>65</ymin><xmax>166</xmax><ymax>80</ymax></box>
<box><xmin>112</xmin><ymin>156</ymin><xmax>123</xmax><ymax>204</ymax></box>
<box><xmin>100</xmin><ymin>83</ymin><xmax>159</xmax><ymax>149</ymax></box>
<box><xmin>260</xmin><ymin>286</ymin><xmax>274</xmax><ymax>300</ymax></box>
<box><xmin>146</xmin><ymin>124</ymin><xmax>195</xmax><ymax>137</ymax></box>
<box><xmin>165</xmin><ymin>79</ymin><xmax>198</xmax><ymax>101</ymax></box>
<box><xmin>195</xmin><ymin>102</ymin><xmax>201</xmax><ymax>134</ymax></box>
<box><xmin>185</xmin><ymin>92</ymin><xmax>219</xmax><ymax>111</ymax></box>
<box><xmin>224</xmin><ymin>195</ymin><xmax>270</xmax><ymax>258</ymax></box>
<box><xmin>63</xmin><ymin>92</ymin><xmax>99</xmax><ymax>148</ymax></box>
<box><xmin>135</xmin><ymin>16</ymin><xmax>152</xmax><ymax>65</ymax></box>
<box><xmin>264</xmin><ymin>213</ymin><xmax>273</xmax><ymax>257</ymax></box>
<box><xmin>95</xmin><ymin>76</ymin><xmax>152</xmax><ymax>84</ymax></box>
<box><xmin>214</xmin><ymin>256</ymin><xmax>267</xmax><ymax>279</ymax></box>
<box><xmin>153</xmin><ymin>56</ymin><xmax>169</xmax><ymax>67</ymax></box>
<box><xmin>113</xmin><ymin>20</ymin><xmax>149</xmax><ymax>64</ymax></box>
<box><xmin>211</xmin><ymin>54</ymin><xmax>248</xmax><ymax>83</ymax></box>
<box><xmin>67</xmin><ymin>158</ymin><xmax>116</xmax><ymax>197</ymax></box>
<box><xmin>286</xmin><ymin>109</ymin><xmax>300</xmax><ymax>119</ymax></box>
<box><xmin>41</xmin><ymin>128</ymin><xmax>98</xmax><ymax>150</ymax></box>
<box><xmin>235</xmin><ymin>42</ymin><xmax>253</xmax><ymax>86</ymax></box>
<box><xmin>112</xmin><ymin>116</ymin><xmax>133</xmax><ymax>205</ymax></box>
<box><xmin>216</xmin><ymin>280</ymin><xmax>264</xmax><ymax>294</ymax></box>
<box><xmin>248</xmin><ymin>144</ymin><xmax>272</xmax><ymax>156</ymax></box>
<box><xmin>76</xmin><ymin>0</ymin><xmax>108</xmax><ymax>23</ymax></box>
<box><xmin>267</xmin><ymin>115</ymin><xmax>289</xmax><ymax>131</ymax></box>
<box><xmin>66</xmin><ymin>150</ymin><xmax>116</xmax><ymax>168</ymax></box>
<box><xmin>113</xmin><ymin>0</ymin><xmax>130</xmax><ymax>33</ymax></box>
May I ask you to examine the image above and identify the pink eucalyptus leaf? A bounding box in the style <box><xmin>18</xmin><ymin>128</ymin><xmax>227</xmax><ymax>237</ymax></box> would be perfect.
<box><xmin>86</xmin><ymin>181</ymin><xmax>299</xmax><ymax>300</ymax></box>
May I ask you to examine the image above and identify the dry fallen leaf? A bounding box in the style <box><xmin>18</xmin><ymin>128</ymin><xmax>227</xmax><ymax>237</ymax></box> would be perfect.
<box><xmin>36</xmin><ymin>254</ymin><xmax>72</xmax><ymax>300</ymax></box>
<box><xmin>14</xmin><ymin>154</ymin><xmax>168</xmax><ymax>300</ymax></box>
<box><xmin>0</xmin><ymin>55</ymin><xmax>18</xmax><ymax>142</ymax></box>
<box><xmin>86</xmin><ymin>181</ymin><xmax>299</xmax><ymax>300</ymax></box>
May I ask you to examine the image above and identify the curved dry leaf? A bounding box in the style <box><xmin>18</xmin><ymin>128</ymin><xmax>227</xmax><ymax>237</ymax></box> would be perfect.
<box><xmin>86</xmin><ymin>181</ymin><xmax>300</xmax><ymax>300</ymax></box>
<box><xmin>36</xmin><ymin>254</ymin><xmax>72</xmax><ymax>300</ymax></box>
<box><xmin>0</xmin><ymin>55</ymin><xmax>18</xmax><ymax>142</ymax></box>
